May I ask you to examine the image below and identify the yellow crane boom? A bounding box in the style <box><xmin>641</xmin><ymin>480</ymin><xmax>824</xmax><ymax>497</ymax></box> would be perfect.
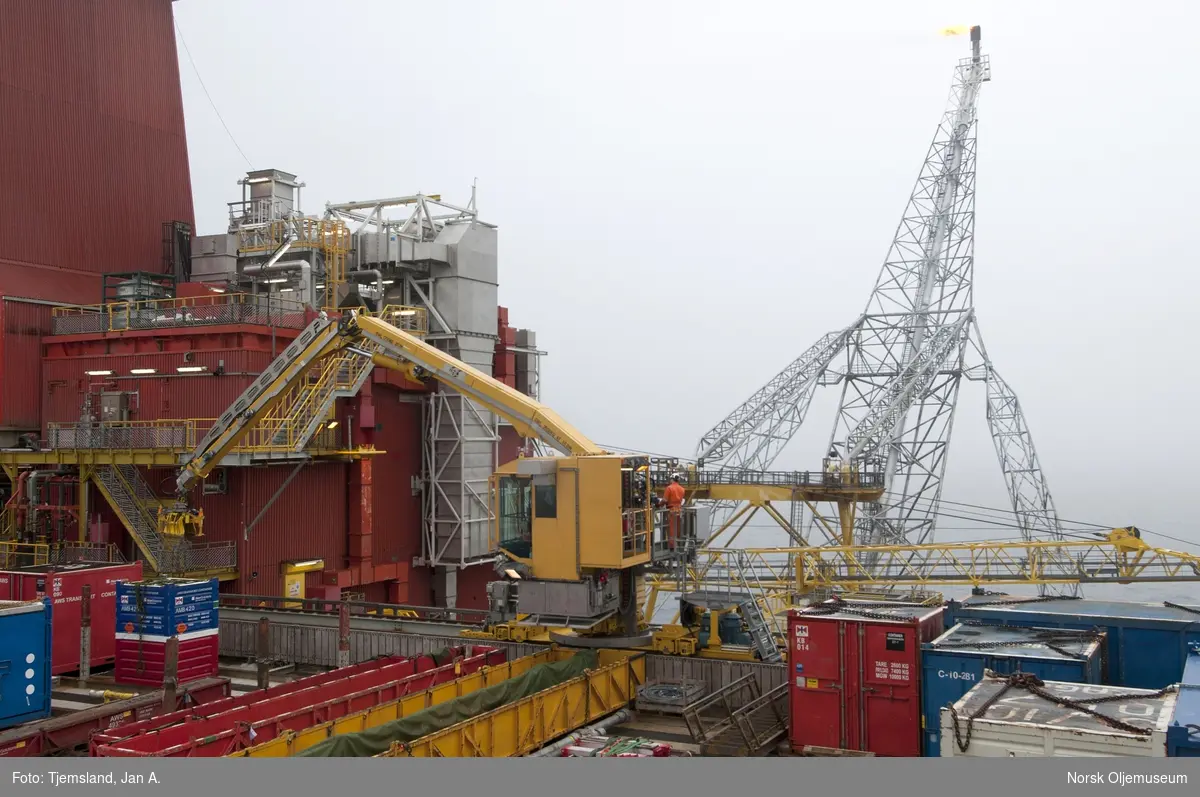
<box><xmin>649</xmin><ymin>528</ymin><xmax>1200</xmax><ymax>612</ymax></box>
<box><xmin>350</xmin><ymin>313</ymin><xmax>604</xmax><ymax>457</ymax></box>
<box><xmin>174</xmin><ymin>310</ymin><xmax>604</xmax><ymax>497</ymax></box>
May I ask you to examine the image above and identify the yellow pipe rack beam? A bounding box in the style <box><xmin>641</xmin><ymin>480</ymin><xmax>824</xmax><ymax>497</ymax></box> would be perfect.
<box><xmin>226</xmin><ymin>649</ymin><xmax>559</xmax><ymax>758</ymax></box>
<box><xmin>376</xmin><ymin>649</ymin><xmax>645</xmax><ymax>758</ymax></box>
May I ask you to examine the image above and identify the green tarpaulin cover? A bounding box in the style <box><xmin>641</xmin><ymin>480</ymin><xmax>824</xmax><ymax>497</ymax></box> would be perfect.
<box><xmin>296</xmin><ymin>651</ymin><xmax>600</xmax><ymax>758</ymax></box>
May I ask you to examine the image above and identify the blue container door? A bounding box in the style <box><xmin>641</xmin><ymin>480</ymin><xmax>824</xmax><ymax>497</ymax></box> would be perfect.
<box><xmin>921</xmin><ymin>651</ymin><xmax>989</xmax><ymax>756</ymax></box>
<box><xmin>1119</xmin><ymin>627</ymin><xmax>1193</xmax><ymax>690</ymax></box>
<box><xmin>0</xmin><ymin>601</ymin><xmax>53</xmax><ymax>729</ymax></box>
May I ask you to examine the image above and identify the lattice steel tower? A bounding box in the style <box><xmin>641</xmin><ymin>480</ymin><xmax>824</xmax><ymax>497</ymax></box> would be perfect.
<box><xmin>694</xmin><ymin>27</ymin><xmax>1077</xmax><ymax>595</ymax></box>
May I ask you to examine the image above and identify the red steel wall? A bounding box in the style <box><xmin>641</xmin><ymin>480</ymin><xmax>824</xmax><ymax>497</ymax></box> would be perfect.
<box><xmin>455</xmin><ymin>565</ymin><xmax>493</xmax><ymax>611</ymax></box>
<box><xmin>368</xmin><ymin>384</ymin><xmax>426</xmax><ymax>603</ymax></box>
<box><xmin>0</xmin><ymin>0</ymin><xmax>194</xmax><ymax>303</ymax></box>
<box><xmin>122</xmin><ymin>463</ymin><xmax>350</xmax><ymax>598</ymax></box>
<box><xmin>206</xmin><ymin>463</ymin><xmax>349</xmax><ymax>598</ymax></box>
<box><xmin>0</xmin><ymin>298</ymin><xmax>55</xmax><ymax>430</ymax></box>
<box><xmin>42</xmin><ymin>329</ymin><xmax>293</xmax><ymax>426</ymax></box>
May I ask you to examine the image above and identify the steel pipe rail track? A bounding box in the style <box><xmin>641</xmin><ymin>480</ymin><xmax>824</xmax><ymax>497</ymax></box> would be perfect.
<box><xmin>218</xmin><ymin>612</ymin><xmax>788</xmax><ymax>703</ymax></box>
<box><xmin>219</xmin><ymin>605</ymin><xmax>478</xmax><ymax>638</ymax></box>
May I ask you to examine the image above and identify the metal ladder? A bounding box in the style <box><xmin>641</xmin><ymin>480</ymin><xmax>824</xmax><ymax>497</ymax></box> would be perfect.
<box><xmin>732</xmin><ymin>551</ymin><xmax>783</xmax><ymax>662</ymax></box>
<box><xmin>93</xmin><ymin>464</ymin><xmax>170</xmax><ymax>572</ymax></box>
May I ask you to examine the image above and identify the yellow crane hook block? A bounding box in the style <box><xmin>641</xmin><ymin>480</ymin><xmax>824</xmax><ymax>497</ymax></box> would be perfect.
<box><xmin>157</xmin><ymin>505</ymin><xmax>205</xmax><ymax>538</ymax></box>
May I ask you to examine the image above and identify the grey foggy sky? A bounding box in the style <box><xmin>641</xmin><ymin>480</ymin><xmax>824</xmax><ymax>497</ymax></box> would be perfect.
<box><xmin>172</xmin><ymin>0</ymin><xmax>1200</xmax><ymax>574</ymax></box>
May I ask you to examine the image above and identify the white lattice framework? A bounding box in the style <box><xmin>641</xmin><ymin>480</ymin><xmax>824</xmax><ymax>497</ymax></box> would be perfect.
<box><xmin>693</xmin><ymin>29</ymin><xmax>1078</xmax><ymax>596</ymax></box>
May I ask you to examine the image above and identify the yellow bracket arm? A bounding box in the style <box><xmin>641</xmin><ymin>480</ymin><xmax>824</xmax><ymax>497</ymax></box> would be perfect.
<box><xmin>349</xmin><ymin>312</ymin><xmax>604</xmax><ymax>457</ymax></box>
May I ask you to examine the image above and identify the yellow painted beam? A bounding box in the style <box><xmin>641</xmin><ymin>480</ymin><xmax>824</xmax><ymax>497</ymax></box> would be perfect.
<box><xmin>0</xmin><ymin>450</ymin><xmax>182</xmax><ymax>467</ymax></box>
<box><xmin>226</xmin><ymin>650</ymin><xmax>558</xmax><ymax>758</ymax></box>
<box><xmin>378</xmin><ymin>650</ymin><xmax>645</xmax><ymax>758</ymax></box>
<box><xmin>0</xmin><ymin>448</ymin><xmax>376</xmax><ymax>469</ymax></box>
<box><xmin>687</xmin><ymin>485</ymin><xmax>885</xmax><ymax>504</ymax></box>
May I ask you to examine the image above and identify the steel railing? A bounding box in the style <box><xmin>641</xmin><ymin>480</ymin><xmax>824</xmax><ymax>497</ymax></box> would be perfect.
<box><xmin>218</xmin><ymin>594</ymin><xmax>489</xmax><ymax>625</ymax></box>
<box><xmin>48</xmin><ymin>421</ymin><xmax>197</xmax><ymax>450</ymax></box>
<box><xmin>370</xmin><ymin>305</ymin><xmax>429</xmax><ymax>336</ymax></box>
<box><xmin>156</xmin><ymin>540</ymin><xmax>238</xmax><ymax>574</ymax></box>
<box><xmin>0</xmin><ymin>541</ymin><xmax>48</xmax><ymax>568</ymax></box>
<box><xmin>51</xmin><ymin>294</ymin><xmax>309</xmax><ymax>335</ymax></box>
<box><xmin>621</xmin><ymin>508</ymin><xmax>650</xmax><ymax>558</ymax></box>
<box><xmin>232</xmin><ymin>215</ymin><xmax>350</xmax><ymax>311</ymax></box>
<box><xmin>46</xmin><ymin>541</ymin><xmax>126</xmax><ymax>565</ymax></box>
<box><xmin>0</xmin><ymin>506</ymin><xmax>16</xmax><ymax>542</ymax></box>
<box><xmin>650</xmin><ymin>466</ymin><xmax>884</xmax><ymax>490</ymax></box>
<box><xmin>44</xmin><ymin>420</ymin><xmax>342</xmax><ymax>455</ymax></box>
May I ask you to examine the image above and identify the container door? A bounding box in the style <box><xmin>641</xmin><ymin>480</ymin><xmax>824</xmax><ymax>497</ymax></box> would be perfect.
<box><xmin>789</xmin><ymin>617</ymin><xmax>848</xmax><ymax>751</ymax></box>
<box><xmin>88</xmin><ymin>566</ymin><xmax>132</xmax><ymax>665</ymax></box>
<box><xmin>859</xmin><ymin>623</ymin><xmax>921</xmax><ymax>757</ymax></box>
<box><xmin>0</xmin><ymin>607</ymin><xmax>50</xmax><ymax>726</ymax></box>
<box><xmin>1120</xmin><ymin>627</ymin><xmax>1188</xmax><ymax>689</ymax></box>
<box><xmin>920</xmin><ymin>651</ymin><xmax>986</xmax><ymax>756</ymax></box>
<box><xmin>45</xmin><ymin>572</ymin><xmax>81</xmax><ymax>674</ymax></box>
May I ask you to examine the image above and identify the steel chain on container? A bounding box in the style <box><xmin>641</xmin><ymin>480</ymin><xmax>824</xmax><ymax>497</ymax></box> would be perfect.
<box><xmin>934</xmin><ymin>638</ymin><xmax>1091</xmax><ymax>660</ymax></box>
<box><xmin>938</xmin><ymin>622</ymin><xmax>1104</xmax><ymax>661</ymax></box>
<box><xmin>948</xmin><ymin>672</ymin><xmax>1178</xmax><ymax>754</ymax></box>
<box><xmin>962</xmin><ymin>594</ymin><xmax>1081</xmax><ymax>608</ymax></box>
<box><xmin>795</xmin><ymin>596</ymin><xmax>920</xmax><ymax>623</ymax></box>
<box><xmin>1164</xmin><ymin>601</ymin><xmax>1200</xmax><ymax>617</ymax></box>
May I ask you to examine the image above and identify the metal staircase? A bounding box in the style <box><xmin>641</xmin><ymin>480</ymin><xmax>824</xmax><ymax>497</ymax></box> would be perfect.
<box><xmin>92</xmin><ymin>465</ymin><xmax>238</xmax><ymax>577</ymax></box>
<box><xmin>258</xmin><ymin>341</ymin><xmax>379</xmax><ymax>452</ymax></box>
<box><xmin>732</xmin><ymin>551</ymin><xmax>783</xmax><ymax>663</ymax></box>
<box><xmin>678</xmin><ymin>548</ymin><xmax>784</xmax><ymax>662</ymax></box>
<box><xmin>93</xmin><ymin>464</ymin><xmax>168</xmax><ymax>573</ymax></box>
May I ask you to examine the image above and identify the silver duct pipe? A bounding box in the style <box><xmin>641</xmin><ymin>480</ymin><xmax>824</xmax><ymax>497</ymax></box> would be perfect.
<box><xmin>527</xmin><ymin>708</ymin><xmax>635</xmax><ymax>757</ymax></box>
<box><xmin>261</xmin><ymin>237</ymin><xmax>296</xmax><ymax>271</ymax></box>
<box><xmin>243</xmin><ymin>259</ymin><xmax>313</xmax><ymax>302</ymax></box>
<box><xmin>348</xmin><ymin>269</ymin><xmax>384</xmax><ymax>302</ymax></box>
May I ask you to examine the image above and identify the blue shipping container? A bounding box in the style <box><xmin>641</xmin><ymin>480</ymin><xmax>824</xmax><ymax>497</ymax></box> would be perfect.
<box><xmin>1168</xmin><ymin>646</ymin><xmax>1200</xmax><ymax>757</ymax></box>
<box><xmin>920</xmin><ymin>622</ymin><xmax>1104</xmax><ymax>756</ymax></box>
<box><xmin>946</xmin><ymin>598</ymin><xmax>1200</xmax><ymax>689</ymax></box>
<box><xmin>0</xmin><ymin>599</ymin><xmax>53</xmax><ymax>730</ymax></box>
<box><xmin>116</xmin><ymin>578</ymin><xmax>218</xmax><ymax>637</ymax></box>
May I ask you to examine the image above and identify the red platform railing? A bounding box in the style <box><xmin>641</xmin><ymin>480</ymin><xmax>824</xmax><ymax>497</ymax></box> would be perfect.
<box><xmin>0</xmin><ymin>678</ymin><xmax>230</xmax><ymax>758</ymax></box>
<box><xmin>91</xmin><ymin>645</ymin><xmax>503</xmax><ymax>757</ymax></box>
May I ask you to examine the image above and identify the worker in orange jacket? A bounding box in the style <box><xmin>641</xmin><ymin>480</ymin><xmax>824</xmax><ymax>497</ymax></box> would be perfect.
<box><xmin>663</xmin><ymin>474</ymin><xmax>686</xmax><ymax>550</ymax></box>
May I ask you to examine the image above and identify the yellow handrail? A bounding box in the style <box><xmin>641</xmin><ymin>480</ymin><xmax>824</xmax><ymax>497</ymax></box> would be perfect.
<box><xmin>0</xmin><ymin>542</ymin><xmax>49</xmax><ymax>569</ymax></box>
<box><xmin>235</xmin><ymin>217</ymin><xmax>350</xmax><ymax>311</ymax></box>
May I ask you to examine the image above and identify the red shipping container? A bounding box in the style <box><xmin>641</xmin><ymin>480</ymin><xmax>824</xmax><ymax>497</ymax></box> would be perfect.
<box><xmin>114</xmin><ymin>630</ymin><xmax>219</xmax><ymax>687</ymax></box>
<box><xmin>788</xmin><ymin>602</ymin><xmax>944</xmax><ymax>757</ymax></box>
<box><xmin>0</xmin><ymin>561</ymin><xmax>143</xmax><ymax>674</ymax></box>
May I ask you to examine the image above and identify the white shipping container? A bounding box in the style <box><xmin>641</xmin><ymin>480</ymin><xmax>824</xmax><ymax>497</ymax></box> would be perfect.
<box><xmin>940</xmin><ymin>674</ymin><xmax>1176</xmax><ymax>757</ymax></box>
